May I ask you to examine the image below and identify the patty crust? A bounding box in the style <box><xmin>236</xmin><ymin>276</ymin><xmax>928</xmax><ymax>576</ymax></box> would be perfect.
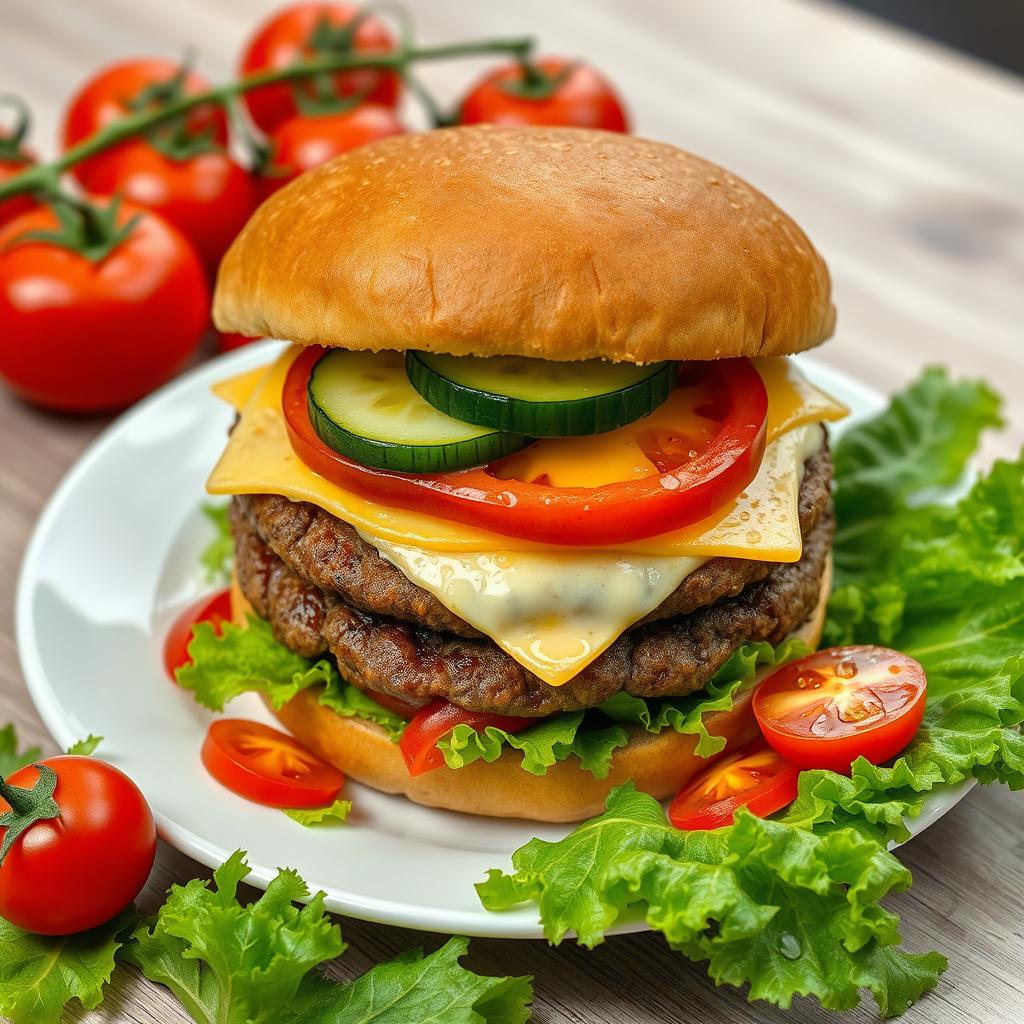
<box><xmin>236</xmin><ymin>502</ymin><xmax>834</xmax><ymax>716</ymax></box>
<box><xmin>233</xmin><ymin>439</ymin><xmax>831</xmax><ymax>636</ymax></box>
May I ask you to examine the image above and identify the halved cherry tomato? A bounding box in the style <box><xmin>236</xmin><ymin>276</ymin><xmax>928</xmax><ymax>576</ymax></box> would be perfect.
<box><xmin>239</xmin><ymin>2</ymin><xmax>401</xmax><ymax>135</ymax></box>
<box><xmin>63</xmin><ymin>58</ymin><xmax>228</xmax><ymax>186</ymax></box>
<box><xmin>459</xmin><ymin>57</ymin><xmax>628</xmax><ymax>131</ymax></box>
<box><xmin>400</xmin><ymin>700</ymin><xmax>533</xmax><ymax>776</ymax></box>
<box><xmin>257</xmin><ymin>105</ymin><xmax>405</xmax><ymax>199</ymax></box>
<box><xmin>201</xmin><ymin>719</ymin><xmax>344</xmax><ymax>807</ymax></box>
<box><xmin>164</xmin><ymin>589</ymin><xmax>232</xmax><ymax>680</ymax></box>
<box><xmin>669</xmin><ymin>741</ymin><xmax>800</xmax><ymax>830</ymax></box>
<box><xmin>753</xmin><ymin>645</ymin><xmax>927</xmax><ymax>774</ymax></box>
<box><xmin>282</xmin><ymin>348</ymin><xmax>768</xmax><ymax>546</ymax></box>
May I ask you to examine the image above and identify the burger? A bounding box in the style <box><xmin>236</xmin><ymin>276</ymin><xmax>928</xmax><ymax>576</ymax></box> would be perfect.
<box><xmin>206</xmin><ymin>125</ymin><xmax>844</xmax><ymax>822</ymax></box>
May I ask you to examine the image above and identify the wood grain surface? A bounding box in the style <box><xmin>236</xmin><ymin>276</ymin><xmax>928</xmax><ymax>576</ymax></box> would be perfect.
<box><xmin>2</xmin><ymin>1</ymin><xmax>1023</xmax><ymax>1021</ymax></box>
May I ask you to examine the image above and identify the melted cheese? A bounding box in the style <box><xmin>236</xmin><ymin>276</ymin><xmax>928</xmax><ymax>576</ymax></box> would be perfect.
<box><xmin>207</xmin><ymin>348</ymin><xmax>845</xmax><ymax>687</ymax></box>
<box><xmin>208</xmin><ymin>349</ymin><xmax>846</xmax><ymax>558</ymax></box>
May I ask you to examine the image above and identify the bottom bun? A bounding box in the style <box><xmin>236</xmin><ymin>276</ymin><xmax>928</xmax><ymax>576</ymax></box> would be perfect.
<box><xmin>233</xmin><ymin>559</ymin><xmax>830</xmax><ymax>823</ymax></box>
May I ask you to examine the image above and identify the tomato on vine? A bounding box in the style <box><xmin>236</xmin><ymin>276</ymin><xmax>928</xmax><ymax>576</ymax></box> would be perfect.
<box><xmin>239</xmin><ymin>2</ymin><xmax>401</xmax><ymax>135</ymax></box>
<box><xmin>459</xmin><ymin>57</ymin><xmax>629</xmax><ymax>131</ymax></box>
<box><xmin>0</xmin><ymin>756</ymin><xmax>156</xmax><ymax>935</ymax></box>
<box><xmin>76</xmin><ymin>141</ymin><xmax>257</xmax><ymax>275</ymax></box>
<box><xmin>0</xmin><ymin>97</ymin><xmax>37</xmax><ymax>229</ymax></box>
<box><xmin>63</xmin><ymin>58</ymin><xmax>228</xmax><ymax>186</ymax></box>
<box><xmin>257</xmin><ymin>104</ymin><xmax>405</xmax><ymax>198</ymax></box>
<box><xmin>0</xmin><ymin>198</ymin><xmax>208</xmax><ymax>411</ymax></box>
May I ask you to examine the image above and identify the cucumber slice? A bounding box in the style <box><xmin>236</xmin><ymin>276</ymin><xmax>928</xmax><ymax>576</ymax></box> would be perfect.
<box><xmin>307</xmin><ymin>350</ymin><xmax>526</xmax><ymax>473</ymax></box>
<box><xmin>406</xmin><ymin>351</ymin><xmax>676</xmax><ymax>437</ymax></box>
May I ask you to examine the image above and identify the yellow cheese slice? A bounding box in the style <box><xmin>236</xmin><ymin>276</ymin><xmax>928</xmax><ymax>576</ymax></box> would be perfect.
<box><xmin>208</xmin><ymin>348</ymin><xmax>846</xmax><ymax>559</ymax></box>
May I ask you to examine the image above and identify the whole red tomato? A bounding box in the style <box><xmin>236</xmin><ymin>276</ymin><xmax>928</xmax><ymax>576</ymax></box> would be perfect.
<box><xmin>257</xmin><ymin>104</ymin><xmax>405</xmax><ymax>198</ymax></box>
<box><xmin>459</xmin><ymin>57</ymin><xmax>629</xmax><ymax>131</ymax></box>
<box><xmin>239</xmin><ymin>2</ymin><xmax>400</xmax><ymax>134</ymax></box>
<box><xmin>63</xmin><ymin>58</ymin><xmax>228</xmax><ymax>186</ymax></box>
<box><xmin>75</xmin><ymin>140</ymin><xmax>257</xmax><ymax>275</ymax></box>
<box><xmin>0</xmin><ymin>757</ymin><xmax>156</xmax><ymax>935</ymax></box>
<box><xmin>0</xmin><ymin>202</ymin><xmax>208</xmax><ymax>412</ymax></box>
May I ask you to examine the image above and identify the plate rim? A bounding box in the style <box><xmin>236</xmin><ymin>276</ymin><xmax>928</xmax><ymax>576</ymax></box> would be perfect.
<box><xmin>14</xmin><ymin>343</ymin><xmax>975</xmax><ymax>938</ymax></box>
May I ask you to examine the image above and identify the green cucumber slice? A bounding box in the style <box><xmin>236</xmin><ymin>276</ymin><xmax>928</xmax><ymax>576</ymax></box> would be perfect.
<box><xmin>406</xmin><ymin>351</ymin><xmax>676</xmax><ymax>436</ymax></box>
<box><xmin>307</xmin><ymin>350</ymin><xmax>526</xmax><ymax>473</ymax></box>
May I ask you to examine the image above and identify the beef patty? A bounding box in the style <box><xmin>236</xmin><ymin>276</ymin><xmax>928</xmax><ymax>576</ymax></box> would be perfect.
<box><xmin>233</xmin><ymin>448</ymin><xmax>834</xmax><ymax>716</ymax></box>
<box><xmin>233</xmin><ymin>439</ymin><xmax>832</xmax><ymax>637</ymax></box>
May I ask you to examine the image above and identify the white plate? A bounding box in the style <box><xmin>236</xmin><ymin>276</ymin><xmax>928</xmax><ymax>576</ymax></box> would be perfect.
<box><xmin>16</xmin><ymin>341</ymin><xmax>974</xmax><ymax>938</ymax></box>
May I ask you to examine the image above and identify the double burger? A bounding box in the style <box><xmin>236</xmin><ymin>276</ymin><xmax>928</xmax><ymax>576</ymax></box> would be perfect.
<box><xmin>208</xmin><ymin>125</ymin><xmax>844</xmax><ymax>821</ymax></box>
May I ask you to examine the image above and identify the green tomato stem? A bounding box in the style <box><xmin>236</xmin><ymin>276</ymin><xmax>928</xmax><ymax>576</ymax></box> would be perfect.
<box><xmin>0</xmin><ymin>35</ymin><xmax>533</xmax><ymax>202</ymax></box>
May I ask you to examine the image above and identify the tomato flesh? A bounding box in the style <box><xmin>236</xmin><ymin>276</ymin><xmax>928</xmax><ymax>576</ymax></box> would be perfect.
<box><xmin>753</xmin><ymin>645</ymin><xmax>927</xmax><ymax>774</ymax></box>
<box><xmin>0</xmin><ymin>757</ymin><xmax>156</xmax><ymax>935</ymax></box>
<box><xmin>400</xmin><ymin>700</ymin><xmax>533</xmax><ymax>776</ymax></box>
<box><xmin>669</xmin><ymin>741</ymin><xmax>800</xmax><ymax>830</ymax></box>
<box><xmin>164</xmin><ymin>589</ymin><xmax>232</xmax><ymax>680</ymax></box>
<box><xmin>202</xmin><ymin>719</ymin><xmax>344</xmax><ymax>808</ymax></box>
<box><xmin>283</xmin><ymin>347</ymin><xmax>768</xmax><ymax>546</ymax></box>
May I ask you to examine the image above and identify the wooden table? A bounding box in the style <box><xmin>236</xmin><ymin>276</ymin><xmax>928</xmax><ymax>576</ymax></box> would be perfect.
<box><xmin>3</xmin><ymin>1</ymin><xmax>1023</xmax><ymax>1020</ymax></box>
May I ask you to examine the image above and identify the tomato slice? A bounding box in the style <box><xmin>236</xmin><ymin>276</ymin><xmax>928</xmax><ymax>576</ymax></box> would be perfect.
<box><xmin>201</xmin><ymin>719</ymin><xmax>344</xmax><ymax>808</ymax></box>
<box><xmin>752</xmin><ymin>645</ymin><xmax>927</xmax><ymax>774</ymax></box>
<box><xmin>364</xmin><ymin>688</ymin><xmax>420</xmax><ymax>720</ymax></box>
<box><xmin>399</xmin><ymin>700</ymin><xmax>533</xmax><ymax>776</ymax></box>
<box><xmin>282</xmin><ymin>347</ymin><xmax>768</xmax><ymax>546</ymax></box>
<box><xmin>669</xmin><ymin>741</ymin><xmax>800</xmax><ymax>830</ymax></box>
<box><xmin>164</xmin><ymin>589</ymin><xmax>232</xmax><ymax>680</ymax></box>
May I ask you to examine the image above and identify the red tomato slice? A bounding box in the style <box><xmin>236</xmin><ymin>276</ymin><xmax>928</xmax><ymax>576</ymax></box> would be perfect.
<box><xmin>164</xmin><ymin>589</ymin><xmax>232</xmax><ymax>680</ymax></box>
<box><xmin>364</xmin><ymin>688</ymin><xmax>420</xmax><ymax>720</ymax></box>
<box><xmin>669</xmin><ymin>741</ymin><xmax>800</xmax><ymax>830</ymax></box>
<box><xmin>753</xmin><ymin>645</ymin><xmax>927</xmax><ymax>773</ymax></box>
<box><xmin>201</xmin><ymin>719</ymin><xmax>344</xmax><ymax>808</ymax></box>
<box><xmin>399</xmin><ymin>700</ymin><xmax>533</xmax><ymax>776</ymax></box>
<box><xmin>282</xmin><ymin>347</ymin><xmax>768</xmax><ymax>546</ymax></box>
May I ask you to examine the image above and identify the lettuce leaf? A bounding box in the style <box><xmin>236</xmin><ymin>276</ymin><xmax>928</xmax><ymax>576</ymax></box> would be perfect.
<box><xmin>178</xmin><ymin>614</ymin><xmax>405</xmax><ymax>737</ymax></box>
<box><xmin>478</xmin><ymin>784</ymin><xmax>944</xmax><ymax>1014</ymax></box>
<box><xmin>286</xmin><ymin>937</ymin><xmax>533</xmax><ymax>1024</ymax></box>
<box><xmin>285</xmin><ymin>799</ymin><xmax>353</xmax><ymax>827</ymax></box>
<box><xmin>0</xmin><ymin>909</ymin><xmax>136</xmax><ymax>1024</ymax></box>
<box><xmin>128</xmin><ymin>852</ymin><xmax>531</xmax><ymax>1024</ymax></box>
<box><xmin>0</xmin><ymin>724</ymin><xmax>40</xmax><ymax>777</ymax></box>
<box><xmin>199</xmin><ymin>502</ymin><xmax>234</xmax><ymax>584</ymax></box>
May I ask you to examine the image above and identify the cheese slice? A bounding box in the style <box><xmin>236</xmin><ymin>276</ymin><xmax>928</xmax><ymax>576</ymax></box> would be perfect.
<box><xmin>208</xmin><ymin>349</ymin><xmax>846</xmax><ymax>558</ymax></box>
<box><xmin>207</xmin><ymin>348</ymin><xmax>844</xmax><ymax>686</ymax></box>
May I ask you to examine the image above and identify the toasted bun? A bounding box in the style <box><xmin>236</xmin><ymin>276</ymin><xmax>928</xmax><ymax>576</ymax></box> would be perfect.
<box><xmin>234</xmin><ymin>560</ymin><xmax>830</xmax><ymax>822</ymax></box>
<box><xmin>214</xmin><ymin>126</ymin><xmax>835</xmax><ymax>364</ymax></box>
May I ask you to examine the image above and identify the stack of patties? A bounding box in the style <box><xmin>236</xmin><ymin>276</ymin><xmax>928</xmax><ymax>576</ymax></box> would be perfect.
<box><xmin>208</xmin><ymin>125</ymin><xmax>846</xmax><ymax>821</ymax></box>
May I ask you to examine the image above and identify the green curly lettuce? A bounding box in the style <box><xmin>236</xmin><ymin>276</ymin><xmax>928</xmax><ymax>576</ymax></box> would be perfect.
<box><xmin>480</xmin><ymin>368</ymin><xmax>1022</xmax><ymax>1017</ymax></box>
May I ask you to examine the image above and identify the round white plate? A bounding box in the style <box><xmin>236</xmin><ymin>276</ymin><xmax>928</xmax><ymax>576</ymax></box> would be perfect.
<box><xmin>16</xmin><ymin>341</ymin><xmax>974</xmax><ymax>938</ymax></box>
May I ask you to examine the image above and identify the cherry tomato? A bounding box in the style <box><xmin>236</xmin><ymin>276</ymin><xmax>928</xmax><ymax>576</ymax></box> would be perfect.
<box><xmin>63</xmin><ymin>58</ymin><xmax>228</xmax><ymax>186</ymax></box>
<box><xmin>0</xmin><ymin>203</ymin><xmax>208</xmax><ymax>412</ymax></box>
<box><xmin>459</xmin><ymin>57</ymin><xmax>628</xmax><ymax>131</ymax></box>
<box><xmin>239</xmin><ymin>3</ymin><xmax>400</xmax><ymax>135</ymax></box>
<box><xmin>753</xmin><ymin>645</ymin><xmax>928</xmax><ymax>774</ymax></box>
<box><xmin>283</xmin><ymin>348</ymin><xmax>768</xmax><ymax>546</ymax></box>
<box><xmin>164</xmin><ymin>589</ymin><xmax>233</xmax><ymax>680</ymax></box>
<box><xmin>201</xmin><ymin>719</ymin><xmax>345</xmax><ymax>807</ymax></box>
<box><xmin>75</xmin><ymin>142</ymin><xmax>257</xmax><ymax>276</ymax></box>
<box><xmin>257</xmin><ymin>104</ymin><xmax>405</xmax><ymax>199</ymax></box>
<box><xmin>400</xmin><ymin>700</ymin><xmax>533</xmax><ymax>776</ymax></box>
<box><xmin>0</xmin><ymin>139</ymin><xmax>36</xmax><ymax>230</ymax></box>
<box><xmin>669</xmin><ymin>741</ymin><xmax>800</xmax><ymax>830</ymax></box>
<box><xmin>216</xmin><ymin>330</ymin><xmax>262</xmax><ymax>353</ymax></box>
<box><xmin>0</xmin><ymin>757</ymin><xmax>156</xmax><ymax>934</ymax></box>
